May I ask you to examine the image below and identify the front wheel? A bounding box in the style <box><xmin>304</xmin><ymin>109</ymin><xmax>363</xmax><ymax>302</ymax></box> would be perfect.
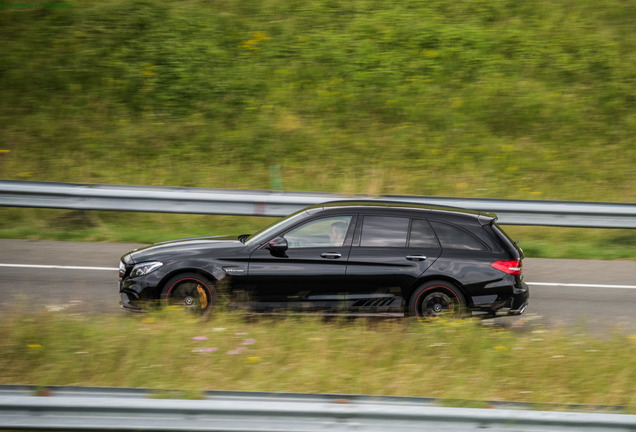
<box><xmin>161</xmin><ymin>273</ymin><xmax>217</xmax><ymax>319</ymax></box>
<box><xmin>408</xmin><ymin>281</ymin><xmax>466</xmax><ymax>321</ymax></box>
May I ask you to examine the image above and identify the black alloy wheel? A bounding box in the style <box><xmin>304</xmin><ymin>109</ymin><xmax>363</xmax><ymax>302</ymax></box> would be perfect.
<box><xmin>409</xmin><ymin>281</ymin><xmax>466</xmax><ymax>321</ymax></box>
<box><xmin>162</xmin><ymin>273</ymin><xmax>216</xmax><ymax>319</ymax></box>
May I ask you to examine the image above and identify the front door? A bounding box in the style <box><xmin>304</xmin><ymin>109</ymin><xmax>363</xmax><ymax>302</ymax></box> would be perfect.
<box><xmin>246</xmin><ymin>215</ymin><xmax>356</xmax><ymax>310</ymax></box>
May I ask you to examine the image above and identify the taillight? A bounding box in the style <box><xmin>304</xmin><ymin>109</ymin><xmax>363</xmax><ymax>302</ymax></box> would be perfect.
<box><xmin>491</xmin><ymin>259</ymin><xmax>522</xmax><ymax>275</ymax></box>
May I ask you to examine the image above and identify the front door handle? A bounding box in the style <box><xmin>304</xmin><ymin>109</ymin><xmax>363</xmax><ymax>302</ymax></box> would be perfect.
<box><xmin>406</xmin><ymin>255</ymin><xmax>427</xmax><ymax>261</ymax></box>
<box><xmin>321</xmin><ymin>252</ymin><xmax>342</xmax><ymax>259</ymax></box>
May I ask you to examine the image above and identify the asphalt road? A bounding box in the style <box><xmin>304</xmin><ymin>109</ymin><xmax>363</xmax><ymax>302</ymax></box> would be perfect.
<box><xmin>0</xmin><ymin>239</ymin><xmax>634</xmax><ymax>333</ymax></box>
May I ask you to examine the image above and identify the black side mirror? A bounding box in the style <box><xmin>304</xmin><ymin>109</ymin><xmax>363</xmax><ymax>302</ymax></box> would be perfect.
<box><xmin>267</xmin><ymin>236</ymin><xmax>288</xmax><ymax>257</ymax></box>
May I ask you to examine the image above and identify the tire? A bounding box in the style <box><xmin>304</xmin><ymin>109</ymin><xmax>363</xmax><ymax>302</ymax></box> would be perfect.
<box><xmin>408</xmin><ymin>281</ymin><xmax>466</xmax><ymax>321</ymax></box>
<box><xmin>161</xmin><ymin>273</ymin><xmax>217</xmax><ymax>319</ymax></box>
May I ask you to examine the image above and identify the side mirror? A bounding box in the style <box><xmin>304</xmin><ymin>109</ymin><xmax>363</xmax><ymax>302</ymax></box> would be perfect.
<box><xmin>267</xmin><ymin>236</ymin><xmax>288</xmax><ymax>257</ymax></box>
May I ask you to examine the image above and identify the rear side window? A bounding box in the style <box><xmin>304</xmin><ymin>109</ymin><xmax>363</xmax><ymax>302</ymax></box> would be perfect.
<box><xmin>360</xmin><ymin>216</ymin><xmax>409</xmax><ymax>247</ymax></box>
<box><xmin>429</xmin><ymin>221</ymin><xmax>487</xmax><ymax>251</ymax></box>
<box><xmin>409</xmin><ymin>219</ymin><xmax>439</xmax><ymax>248</ymax></box>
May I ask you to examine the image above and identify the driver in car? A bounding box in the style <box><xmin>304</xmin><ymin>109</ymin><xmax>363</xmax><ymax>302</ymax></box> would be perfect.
<box><xmin>329</xmin><ymin>221</ymin><xmax>347</xmax><ymax>247</ymax></box>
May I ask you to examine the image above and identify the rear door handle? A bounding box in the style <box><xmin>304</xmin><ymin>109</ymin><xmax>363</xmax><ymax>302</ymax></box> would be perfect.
<box><xmin>406</xmin><ymin>255</ymin><xmax>427</xmax><ymax>261</ymax></box>
<box><xmin>321</xmin><ymin>253</ymin><xmax>342</xmax><ymax>259</ymax></box>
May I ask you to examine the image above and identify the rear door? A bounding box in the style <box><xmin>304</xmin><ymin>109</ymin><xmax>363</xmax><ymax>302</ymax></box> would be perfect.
<box><xmin>344</xmin><ymin>215</ymin><xmax>442</xmax><ymax>309</ymax></box>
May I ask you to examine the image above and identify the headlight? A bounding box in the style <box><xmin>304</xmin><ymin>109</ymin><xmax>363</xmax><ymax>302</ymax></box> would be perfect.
<box><xmin>130</xmin><ymin>261</ymin><xmax>163</xmax><ymax>278</ymax></box>
<box><xmin>119</xmin><ymin>260</ymin><xmax>126</xmax><ymax>281</ymax></box>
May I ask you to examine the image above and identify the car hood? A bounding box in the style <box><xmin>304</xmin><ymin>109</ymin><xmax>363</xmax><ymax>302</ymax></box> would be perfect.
<box><xmin>125</xmin><ymin>235</ymin><xmax>244</xmax><ymax>264</ymax></box>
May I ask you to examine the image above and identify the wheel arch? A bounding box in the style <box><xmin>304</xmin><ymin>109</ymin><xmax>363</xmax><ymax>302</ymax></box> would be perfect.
<box><xmin>156</xmin><ymin>267</ymin><xmax>220</xmax><ymax>298</ymax></box>
<box><xmin>405</xmin><ymin>276</ymin><xmax>473</xmax><ymax>309</ymax></box>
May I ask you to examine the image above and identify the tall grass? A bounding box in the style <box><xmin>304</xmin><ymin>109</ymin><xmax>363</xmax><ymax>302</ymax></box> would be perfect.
<box><xmin>1</xmin><ymin>309</ymin><xmax>635</xmax><ymax>408</ymax></box>
<box><xmin>0</xmin><ymin>0</ymin><xmax>634</xmax><ymax>201</ymax></box>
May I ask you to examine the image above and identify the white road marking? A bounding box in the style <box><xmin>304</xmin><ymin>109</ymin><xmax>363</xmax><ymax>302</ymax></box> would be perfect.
<box><xmin>1</xmin><ymin>263</ymin><xmax>636</xmax><ymax>290</ymax></box>
<box><xmin>0</xmin><ymin>263</ymin><xmax>117</xmax><ymax>271</ymax></box>
<box><xmin>526</xmin><ymin>282</ymin><xmax>636</xmax><ymax>290</ymax></box>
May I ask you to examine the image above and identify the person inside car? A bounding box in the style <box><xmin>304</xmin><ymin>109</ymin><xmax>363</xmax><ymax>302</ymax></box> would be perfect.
<box><xmin>329</xmin><ymin>221</ymin><xmax>347</xmax><ymax>247</ymax></box>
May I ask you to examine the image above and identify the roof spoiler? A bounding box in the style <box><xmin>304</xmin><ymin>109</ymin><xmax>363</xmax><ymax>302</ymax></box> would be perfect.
<box><xmin>478</xmin><ymin>214</ymin><xmax>498</xmax><ymax>226</ymax></box>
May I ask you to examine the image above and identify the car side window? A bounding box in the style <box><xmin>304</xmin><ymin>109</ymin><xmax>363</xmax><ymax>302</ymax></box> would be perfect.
<box><xmin>429</xmin><ymin>220</ymin><xmax>487</xmax><ymax>251</ymax></box>
<box><xmin>409</xmin><ymin>219</ymin><xmax>440</xmax><ymax>248</ymax></box>
<box><xmin>284</xmin><ymin>216</ymin><xmax>352</xmax><ymax>248</ymax></box>
<box><xmin>360</xmin><ymin>216</ymin><xmax>409</xmax><ymax>247</ymax></box>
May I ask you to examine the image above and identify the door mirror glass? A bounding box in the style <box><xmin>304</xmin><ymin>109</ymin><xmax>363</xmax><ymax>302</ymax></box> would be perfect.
<box><xmin>267</xmin><ymin>236</ymin><xmax>288</xmax><ymax>256</ymax></box>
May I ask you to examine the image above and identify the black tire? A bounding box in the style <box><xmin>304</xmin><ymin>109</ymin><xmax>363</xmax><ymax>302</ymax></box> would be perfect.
<box><xmin>408</xmin><ymin>281</ymin><xmax>466</xmax><ymax>321</ymax></box>
<box><xmin>161</xmin><ymin>273</ymin><xmax>217</xmax><ymax>319</ymax></box>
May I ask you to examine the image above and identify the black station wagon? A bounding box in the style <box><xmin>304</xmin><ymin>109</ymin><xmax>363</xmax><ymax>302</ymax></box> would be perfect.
<box><xmin>119</xmin><ymin>202</ymin><xmax>529</xmax><ymax>320</ymax></box>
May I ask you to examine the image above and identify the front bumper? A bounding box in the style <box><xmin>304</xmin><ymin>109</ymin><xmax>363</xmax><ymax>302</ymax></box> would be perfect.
<box><xmin>120</xmin><ymin>291</ymin><xmax>144</xmax><ymax>312</ymax></box>
<box><xmin>119</xmin><ymin>274</ymin><xmax>163</xmax><ymax>313</ymax></box>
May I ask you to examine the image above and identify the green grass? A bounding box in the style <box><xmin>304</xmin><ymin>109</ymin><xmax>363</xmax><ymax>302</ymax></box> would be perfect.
<box><xmin>1</xmin><ymin>2</ymin><xmax>635</xmax><ymax>411</ymax></box>
<box><xmin>0</xmin><ymin>207</ymin><xmax>274</xmax><ymax>244</ymax></box>
<box><xmin>1</xmin><ymin>309</ymin><xmax>635</xmax><ymax>408</ymax></box>
<box><xmin>1</xmin><ymin>0</ymin><xmax>635</xmax><ymax>201</ymax></box>
<box><xmin>0</xmin><ymin>207</ymin><xmax>635</xmax><ymax>260</ymax></box>
<box><xmin>504</xmin><ymin>226</ymin><xmax>636</xmax><ymax>260</ymax></box>
<box><xmin>1</xmin><ymin>0</ymin><xmax>635</xmax><ymax>258</ymax></box>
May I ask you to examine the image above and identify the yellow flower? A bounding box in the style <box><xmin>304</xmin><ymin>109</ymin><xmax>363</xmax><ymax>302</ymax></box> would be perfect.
<box><xmin>28</xmin><ymin>344</ymin><xmax>43</xmax><ymax>349</ymax></box>
<box><xmin>246</xmin><ymin>356</ymin><xmax>262</xmax><ymax>363</ymax></box>
<box><xmin>241</xmin><ymin>32</ymin><xmax>270</xmax><ymax>50</ymax></box>
<box><xmin>252</xmin><ymin>31</ymin><xmax>270</xmax><ymax>41</ymax></box>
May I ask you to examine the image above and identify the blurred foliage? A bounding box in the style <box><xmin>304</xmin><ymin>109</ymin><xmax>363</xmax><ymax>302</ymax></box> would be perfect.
<box><xmin>0</xmin><ymin>0</ymin><xmax>634</xmax><ymax>201</ymax></box>
<box><xmin>1</xmin><ymin>310</ymin><xmax>635</xmax><ymax>407</ymax></box>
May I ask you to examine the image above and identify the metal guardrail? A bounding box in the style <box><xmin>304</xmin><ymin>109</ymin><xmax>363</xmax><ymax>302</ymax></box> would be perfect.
<box><xmin>0</xmin><ymin>385</ymin><xmax>634</xmax><ymax>432</ymax></box>
<box><xmin>0</xmin><ymin>180</ymin><xmax>635</xmax><ymax>228</ymax></box>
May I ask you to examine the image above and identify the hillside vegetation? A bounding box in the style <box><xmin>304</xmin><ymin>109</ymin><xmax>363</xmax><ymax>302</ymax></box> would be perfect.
<box><xmin>0</xmin><ymin>0</ymin><xmax>634</xmax><ymax>253</ymax></box>
<box><xmin>1</xmin><ymin>0</ymin><xmax>635</xmax><ymax>198</ymax></box>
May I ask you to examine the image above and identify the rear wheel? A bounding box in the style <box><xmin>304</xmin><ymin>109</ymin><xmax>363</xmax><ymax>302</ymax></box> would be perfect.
<box><xmin>161</xmin><ymin>273</ymin><xmax>216</xmax><ymax>319</ymax></box>
<box><xmin>408</xmin><ymin>281</ymin><xmax>466</xmax><ymax>321</ymax></box>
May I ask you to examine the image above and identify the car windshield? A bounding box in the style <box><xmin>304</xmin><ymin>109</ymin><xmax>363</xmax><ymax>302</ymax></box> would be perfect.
<box><xmin>244</xmin><ymin>211</ymin><xmax>308</xmax><ymax>246</ymax></box>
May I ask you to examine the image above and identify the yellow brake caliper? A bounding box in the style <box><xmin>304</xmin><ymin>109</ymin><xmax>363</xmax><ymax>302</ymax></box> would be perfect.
<box><xmin>196</xmin><ymin>284</ymin><xmax>208</xmax><ymax>310</ymax></box>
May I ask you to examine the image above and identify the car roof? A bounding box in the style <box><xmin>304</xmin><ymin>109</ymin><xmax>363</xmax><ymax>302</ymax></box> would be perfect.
<box><xmin>307</xmin><ymin>200</ymin><xmax>497</xmax><ymax>223</ymax></box>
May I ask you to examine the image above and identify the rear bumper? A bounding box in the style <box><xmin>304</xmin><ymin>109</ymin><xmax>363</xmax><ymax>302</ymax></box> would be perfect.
<box><xmin>509</xmin><ymin>298</ymin><xmax>529</xmax><ymax>315</ymax></box>
<box><xmin>471</xmin><ymin>280</ymin><xmax>529</xmax><ymax>317</ymax></box>
<box><xmin>510</xmin><ymin>280</ymin><xmax>530</xmax><ymax>314</ymax></box>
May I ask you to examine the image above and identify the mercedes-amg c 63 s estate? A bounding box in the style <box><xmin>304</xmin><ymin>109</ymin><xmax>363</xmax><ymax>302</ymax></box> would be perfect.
<box><xmin>119</xmin><ymin>201</ymin><xmax>528</xmax><ymax>320</ymax></box>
